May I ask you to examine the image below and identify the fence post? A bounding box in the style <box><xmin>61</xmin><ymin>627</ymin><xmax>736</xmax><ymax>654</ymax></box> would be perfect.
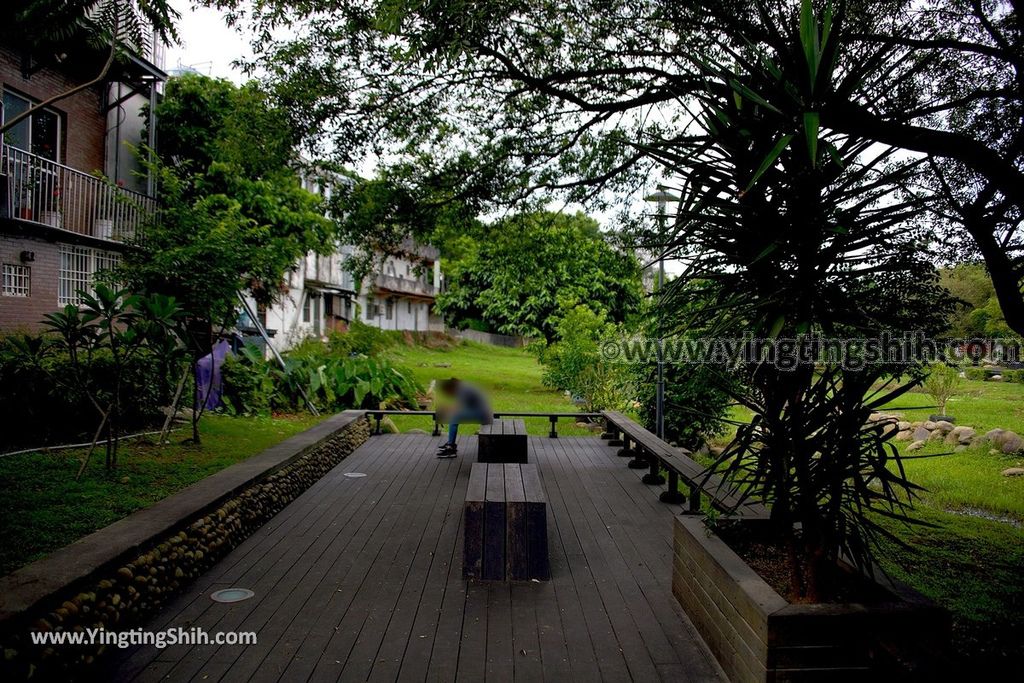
<box><xmin>548</xmin><ymin>415</ymin><xmax>558</xmax><ymax>438</ymax></box>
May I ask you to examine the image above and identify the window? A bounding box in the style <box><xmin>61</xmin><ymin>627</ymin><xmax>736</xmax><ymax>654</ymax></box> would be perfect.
<box><xmin>385</xmin><ymin>299</ymin><xmax>394</xmax><ymax>320</ymax></box>
<box><xmin>302</xmin><ymin>293</ymin><xmax>312</xmax><ymax>323</ymax></box>
<box><xmin>58</xmin><ymin>245</ymin><xmax>120</xmax><ymax>305</ymax></box>
<box><xmin>2</xmin><ymin>264</ymin><xmax>30</xmax><ymax>297</ymax></box>
<box><xmin>2</xmin><ymin>89</ymin><xmax>61</xmax><ymax>161</ymax></box>
<box><xmin>407</xmin><ymin>300</ymin><xmax>412</xmax><ymax>314</ymax></box>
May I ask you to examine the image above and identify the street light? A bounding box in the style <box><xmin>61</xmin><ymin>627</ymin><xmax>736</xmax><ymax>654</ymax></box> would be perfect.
<box><xmin>644</xmin><ymin>186</ymin><xmax>679</xmax><ymax>442</ymax></box>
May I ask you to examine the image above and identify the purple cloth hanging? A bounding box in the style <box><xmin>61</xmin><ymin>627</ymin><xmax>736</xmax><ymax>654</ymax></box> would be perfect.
<box><xmin>195</xmin><ymin>339</ymin><xmax>230</xmax><ymax>411</ymax></box>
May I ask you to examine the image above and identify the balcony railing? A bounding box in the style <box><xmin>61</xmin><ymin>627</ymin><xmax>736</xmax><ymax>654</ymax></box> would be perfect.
<box><xmin>374</xmin><ymin>273</ymin><xmax>436</xmax><ymax>297</ymax></box>
<box><xmin>1</xmin><ymin>143</ymin><xmax>155</xmax><ymax>243</ymax></box>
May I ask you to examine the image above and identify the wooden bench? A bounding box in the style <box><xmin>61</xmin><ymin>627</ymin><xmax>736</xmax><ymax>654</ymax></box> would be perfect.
<box><xmin>463</xmin><ymin>463</ymin><xmax>549</xmax><ymax>581</ymax></box>
<box><xmin>602</xmin><ymin>411</ymin><xmax>769</xmax><ymax>519</ymax></box>
<box><xmin>477</xmin><ymin>419</ymin><xmax>528</xmax><ymax>463</ymax></box>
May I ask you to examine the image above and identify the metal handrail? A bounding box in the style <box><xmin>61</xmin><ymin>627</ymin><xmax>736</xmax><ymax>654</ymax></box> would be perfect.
<box><xmin>1</xmin><ymin>143</ymin><xmax>155</xmax><ymax>242</ymax></box>
<box><xmin>364</xmin><ymin>410</ymin><xmax>602</xmax><ymax>438</ymax></box>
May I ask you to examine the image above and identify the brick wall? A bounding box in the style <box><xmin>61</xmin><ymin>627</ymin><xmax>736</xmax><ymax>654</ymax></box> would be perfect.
<box><xmin>0</xmin><ymin>234</ymin><xmax>60</xmax><ymax>331</ymax></box>
<box><xmin>0</xmin><ymin>47</ymin><xmax>106</xmax><ymax>174</ymax></box>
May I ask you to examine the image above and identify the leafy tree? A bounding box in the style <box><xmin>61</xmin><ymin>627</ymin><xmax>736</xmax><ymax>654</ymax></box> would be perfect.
<box><xmin>121</xmin><ymin>74</ymin><xmax>334</xmax><ymax>440</ymax></box>
<box><xmin>220</xmin><ymin>0</ymin><xmax>1024</xmax><ymax>337</ymax></box>
<box><xmin>923</xmin><ymin>362</ymin><xmax>962</xmax><ymax>417</ymax></box>
<box><xmin>940</xmin><ymin>263</ymin><xmax>1011</xmax><ymax>337</ymax></box>
<box><xmin>438</xmin><ymin>211</ymin><xmax>643</xmax><ymax>340</ymax></box>
<box><xmin>647</xmin><ymin>3</ymin><xmax>951</xmax><ymax>600</ymax></box>
<box><xmin>19</xmin><ymin>285</ymin><xmax>181</xmax><ymax>475</ymax></box>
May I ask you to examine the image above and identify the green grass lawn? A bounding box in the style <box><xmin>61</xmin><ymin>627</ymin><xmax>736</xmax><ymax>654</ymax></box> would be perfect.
<box><xmin>386</xmin><ymin>341</ymin><xmax>597</xmax><ymax>436</ymax></box>
<box><xmin>0</xmin><ymin>413</ymin><xmax>322</xmax><ymax>576</ymax></box>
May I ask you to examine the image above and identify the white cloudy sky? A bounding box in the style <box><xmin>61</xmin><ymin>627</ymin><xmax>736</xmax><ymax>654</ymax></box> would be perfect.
<box><xmin>165</xmin><ymin>1</ymin><xmax>250</xmax><ymax>82</ymax></box>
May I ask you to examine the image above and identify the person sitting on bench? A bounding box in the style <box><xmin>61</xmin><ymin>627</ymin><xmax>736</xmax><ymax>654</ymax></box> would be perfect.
<box><xmin>436</xmin><ymin>377</ymin><xmax>492</xmax><ymax>458</ymax></box>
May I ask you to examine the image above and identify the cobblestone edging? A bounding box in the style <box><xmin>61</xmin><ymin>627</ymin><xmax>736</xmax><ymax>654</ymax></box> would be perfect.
<box><xmin>0</xmin><ymin>411</ymin><xmax>370</xmax><ymax>680</ymax></box>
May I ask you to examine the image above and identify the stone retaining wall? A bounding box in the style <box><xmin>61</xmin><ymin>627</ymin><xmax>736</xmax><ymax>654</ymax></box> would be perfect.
<box><xmin>0</xmin><ymin>411</ymin><xmax>370</xmax><ymax>680</ymax></box>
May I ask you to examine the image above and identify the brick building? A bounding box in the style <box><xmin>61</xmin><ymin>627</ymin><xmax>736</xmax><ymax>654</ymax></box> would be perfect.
<box><xmin>0</xmin><ymin>35</ymin><xmax>166</xmax><ymax>331</ymax></box>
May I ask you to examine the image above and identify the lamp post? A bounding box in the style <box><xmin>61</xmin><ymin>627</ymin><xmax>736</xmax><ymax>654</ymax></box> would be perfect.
<box><xmin>644</xmin><ymin>186</ymin><xmax>679</xmax><ymax>442</ymax></box>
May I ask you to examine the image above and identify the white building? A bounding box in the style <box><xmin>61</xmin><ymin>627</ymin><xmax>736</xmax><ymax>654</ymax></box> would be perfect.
<box><xmin>242</xmin><ymin>172</ymin><xmax>446</xmax><ymax>352</ymax></box>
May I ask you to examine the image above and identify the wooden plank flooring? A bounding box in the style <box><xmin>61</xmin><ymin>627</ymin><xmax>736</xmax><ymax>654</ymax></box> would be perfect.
<box><xmin>106</xmin><ymin>435</ymin><xmax>724</xmax><ymax>682</ymax></box>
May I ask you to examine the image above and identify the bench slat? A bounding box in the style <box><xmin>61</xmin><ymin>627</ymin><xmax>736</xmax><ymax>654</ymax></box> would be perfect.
<box><xmin>504</xmin><ymin>464</ymin><xmax>529</xmax><ymax>580</ymax></box>
<box><xmin>463</xmin><ymin>464</ymin><xmax>488</xmax><ymax>579</ymax></box>
<box><xmin>483</xmin><ymin>464</ymin><xmax>507</xmax><ymax>580</ymax></box>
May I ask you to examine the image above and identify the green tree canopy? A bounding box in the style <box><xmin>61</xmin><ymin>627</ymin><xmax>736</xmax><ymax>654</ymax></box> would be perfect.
<box><xmin>436</xmin><ymin>211</ymin><xmax>642</xmax><ymax>340</ymax></box>
<box><xmin>122</xmin><ymin>73</ymin><xmax>332</xmax><ymax>343</ymax></box>
<box><xmin>940</xmin><ymin>263</ymin><xmax>1011</xmax><ymax>338</ymax></box>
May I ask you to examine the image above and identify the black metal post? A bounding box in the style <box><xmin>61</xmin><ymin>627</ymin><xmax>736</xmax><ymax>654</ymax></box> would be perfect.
<box><xmin>628</xmin><ymin>448</ymin><xmax>648</xmax><ymax>470</ymax></box>
<box><xmin>549</xmin><ymin>416</ymin><xmax>558</xmax><ymax>438</ymax></box>
<box><xmin>374</xmin><ymin>414</ymin><xmax>382</xmax><ymax>435</ymax></box>
<box><xmin>432</xmin><ymin>415</ymin><xmax>440</xmax><ymax>436</ymax></box>
<box><xmin>642</xmin><ymin>459</ymin><xmax>666</xmax><ymax>485</ymax></box>
<box><xmin>659</xmin><ymin>471</ymin><xmax>686</xmax><ymax>504</ymax></box>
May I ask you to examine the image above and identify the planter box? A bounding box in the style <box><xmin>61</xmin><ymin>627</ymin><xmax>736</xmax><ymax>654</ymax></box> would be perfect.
<box><xmin>671</xmin><ymin>516</ymin><xmax>949</xmax><ymax>682</ymax></box>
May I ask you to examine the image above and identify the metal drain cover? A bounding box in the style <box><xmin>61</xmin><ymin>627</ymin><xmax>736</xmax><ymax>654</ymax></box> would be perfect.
<box><xmin>211</xmin><ymin>588</ymin><xmax>255</xmax><ymax>603</ymax></box>
<box><xmin>343</xmin><ymin>472</ymin><xmax>367</xmax><ymax>478</ymax></box>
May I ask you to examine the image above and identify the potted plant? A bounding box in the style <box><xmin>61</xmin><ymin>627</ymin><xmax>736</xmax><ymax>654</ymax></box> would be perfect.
<box><xmin>649</xmin><ymin>2</ymin><xmax>951</xmax><ymax>678</ymax></box>
<box><xmin>40</xmin><ymin>185</ymin><xmax>62</xmax><ymax>229</ymax></box>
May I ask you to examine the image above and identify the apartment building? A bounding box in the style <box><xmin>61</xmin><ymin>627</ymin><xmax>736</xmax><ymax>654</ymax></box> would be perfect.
<box><xmin>249</xmin><ymin>169</ymin><xmax>445</xmax><ymax>351</ymax></box>
<box><xmin>0</xmin><ymin>33</ymin><xmax>165</xmax><ymax>330</ymax></box>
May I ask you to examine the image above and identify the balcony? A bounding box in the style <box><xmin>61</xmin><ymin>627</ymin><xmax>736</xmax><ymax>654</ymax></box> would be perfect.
<box><xmin>1</xmin><ymin>143</ymin><xmax>155</xmax><ymax>243</ymax></box>
<box><xmin>374</xmin><ymin>273</ymin><xmax>436</xmax><ymax>298</ymax></box>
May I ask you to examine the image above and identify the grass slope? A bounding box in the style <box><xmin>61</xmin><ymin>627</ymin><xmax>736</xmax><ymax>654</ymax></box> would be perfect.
<box><xmin>387</xmin><ymin>341</ymin><xmax>595</xmax><ymax>436</ymax></box>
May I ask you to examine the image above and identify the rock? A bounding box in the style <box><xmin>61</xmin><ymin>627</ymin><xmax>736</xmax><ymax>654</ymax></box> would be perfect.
<box><xmin>897</xmin><ymin>421</ymin><xmax>912</xmax><ymax>431</ymax></box>
<box><xmin>934</xmin><ymin>421</ymin><xmax>955</xmax><ymax>433</ymax></box>
<box><xmin>955</xmin><ymin>445</ymin><xmax>968</xmax><ymax>452</ymax></box>
<box><xmin>1001</xmin><ymin>435</ymin><xmax>1024</xmax><ymax>454</ymax></box>
<box><xmin>929</xmin><ymin>414</ymin><xmax>955</xmax><ymax>424</ymax></box>
<box><xmin>957</xmin><ymin>427</ymin><xmax>976</xmax><ymax>444</ymax></box>
<box><xmin>432</xmin><ymin>362</ymin><xmax>452</xmax><ymax>368</ymax></box>
<box><xmin>880</xmin><ymin>422</ymin><xmax>898</xmax><ymax>437</ymax></box>
<box><xmin>983</xmin><ymin>428</ymin><xmax>1006</xmax><ymax>444</ymax></box>
<box><xmin>929</xmin><ymin>428</ymin><xmax>946</xmax><ymax>441</ymax></box>
<box><xmin>911</xmin><ymin>421</ymin><xmax>923</xmax><ymax>428</ymax></box>
<box><xmin>912</xmin><ymin>426</ymin><xmax>931</xmax><ymax>442</ymax></box>
<box><xmin>895</xmin><ymin>430</ymin><xmax>913</xmax><ymax>441</ymax></box>
<box><xmin>867</xmin><ymin>412</ymin><xmax>882</xmax><ymax>422</ymax></box>
<box><xmin>120</xmin><ymin>476</ymin><xmax>130</xmax><ymax>484</ymax></box>
<box><xmin>710</xmin><ymin>446</ymin><xmax>725</xmax><ymax>457</ymax></box>
<box><xmin>990</xmin><ymin>449</ymin><xmax>1000</xmax><ymax>455</ymax></box>
<box><xmin>991</xmin><ymin>374</ymin><xmax>1003</xmax><ymax>381</ymax></box>
<box><xmin>923</xmin><ymin>421</ymin><xmax>937</xmax><ymax>430</ymax></box>
<box><xmin>1002</xmin><ymin>467</ymin><xmax>1024</xmax><ymax>477</ymax></box>
<box><xmin>907</xmin><ymin>440</ymin><xmax>926</xmax><ymax>452</ymax></box>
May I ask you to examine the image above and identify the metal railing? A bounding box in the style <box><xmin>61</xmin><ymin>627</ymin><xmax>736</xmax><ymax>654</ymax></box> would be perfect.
<box><xmin>364</xmin><ymin>410</ymin><xmax>602</xmax><ymax>438</ymax></box>
<box><xmin>1</xmin><ymin>143</ymin><xmax>155</xmax><ymax>242</ymax></box>
<box><xmin>374</xmin><ymin>274</ymin><xmax>436</xmax><ymax>297</ymax></box>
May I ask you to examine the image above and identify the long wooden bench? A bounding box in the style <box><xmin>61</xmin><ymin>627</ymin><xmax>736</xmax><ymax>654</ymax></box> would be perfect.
<box><xmin>602</xmin><ymin>411</ymin><xmax>769</xmax><ymax>518</ymax></box>
<box><xmin>463</xmin><ymin>463</ymin><xmax>549</xmax><ymax>581</ymax></box>
<box><xmin>478</xmin><ymin>419</ymin><xmax>528</xmax><ymax>463</ymax></box>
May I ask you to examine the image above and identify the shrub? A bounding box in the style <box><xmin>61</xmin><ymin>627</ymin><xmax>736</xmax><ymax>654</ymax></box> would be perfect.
<box><xmin>636</xmin><ymin>362</ymin><xmax>736</xmax><ymax>450</ymax></box>
<box><xmin>326</xmin><ymin>320</ymin><xmax>400</xmax><ymax>356</ymax></box>
<box><xmin>222</xmin><ymin>342</ymin><xmax>423</xmax><ymax>414</ymax></box>
<box><xmin>964</xmin><ymin>366</ymin><xmax>988</xmax><ymax>381</ymax></box>
<box><xmin>0</xmin><ymin>336</ymin><xmax>169</xmax><ymax>450</ymax></box>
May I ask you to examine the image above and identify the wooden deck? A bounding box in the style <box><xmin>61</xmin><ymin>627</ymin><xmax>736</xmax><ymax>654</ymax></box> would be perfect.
<box><xmin>107</xmin><ymin>434</ymin><xmax>725</xmax><ymax>682</ymax></box>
